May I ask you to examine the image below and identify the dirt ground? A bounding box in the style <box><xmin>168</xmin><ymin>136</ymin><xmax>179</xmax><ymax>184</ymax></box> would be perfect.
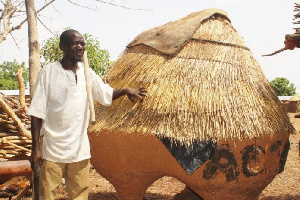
<box><xmin>2</xmin><ymin>114</ymin><xmax>299</xmax><ymax>200</ymax></box>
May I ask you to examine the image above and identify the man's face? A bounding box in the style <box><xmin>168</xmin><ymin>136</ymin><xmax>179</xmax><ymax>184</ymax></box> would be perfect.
<box><xmin>60</xmin><ymin>31</ymin><xmax>86</xmax><ymax>62</ymax></box>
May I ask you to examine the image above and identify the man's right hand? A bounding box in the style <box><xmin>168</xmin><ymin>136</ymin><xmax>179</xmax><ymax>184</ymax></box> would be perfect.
<box><xmin>30</xmin><ymin>116</ymin><xmax>43</xmax><ymax>175</ymax></box>
<box><xmin>30</xmin><ymin>149</ymin><xmax>43</xmax><ymax>176</ymax></box>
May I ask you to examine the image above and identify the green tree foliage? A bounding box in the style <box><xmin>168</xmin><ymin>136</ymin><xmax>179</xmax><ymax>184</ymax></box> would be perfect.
<box><xmin>41</xmin><ymin>31</ymin><xmax>111</xmax><ymax>76</ymax></box>
<box><xmin>0</xmin><ymin>60</ymin><xmax>29</xmax><ymax>90</ymax></box>
<box><xmin>270</xmin><ymin>77</ymin><xmax>296</xmax><ymax>96</ymax></box>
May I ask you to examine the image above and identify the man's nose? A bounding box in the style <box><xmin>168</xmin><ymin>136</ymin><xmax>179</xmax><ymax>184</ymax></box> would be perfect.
<box><xmin>76</xmin><ymin>44</ymin><xmax>85</xmax><ymax>51</ymax></box>
<box><xmin>77</xmin><ymin>43</ymin><xmax>83</xmax><ymax>48</ymax></box>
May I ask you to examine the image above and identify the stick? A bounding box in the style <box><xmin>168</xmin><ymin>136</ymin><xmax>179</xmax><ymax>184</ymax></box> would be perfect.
<box><xmin>33</xmin><ymin>164</ymin><xmax>40</xmax><ymax>200</ymax></box>
<box><xmin>262</xmin><ymin>47</ymin><xmax>286</xmax><ymax>57</ymax></box>
<box><xmin>82</xmin><ymin>51</ymin><xmax>96</xmax><ymax>123</ymax></box>
<box><xmin>12</xmin><ymin>183</ymin><xmax>30</xmax><ymax>200</ymax></box>
<box><xmin>2</xmin><ymin>139</ymin><xmax>31</xmax><ymax>153</ymax></box>
<box><xmin>17</xmin><ymin>68</ymin><xmax>28</xmax><ymax>113</ymax></box>
<box><xmin>4</xmin><ymin>139</ymin><xmax>32</xmax><ymax>144</ymax></box>
<box><xmin>0</xmin><ymin>136</ymin><xmax>31</xmax><ymax>140</ymax></box>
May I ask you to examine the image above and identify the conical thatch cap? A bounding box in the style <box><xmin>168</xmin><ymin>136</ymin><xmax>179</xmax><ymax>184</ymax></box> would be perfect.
<box><xmin>89</xmin><ymin>8</ymin><xmax>294</xmax><ymax>145</ymax></box>
<box><xmin>289</xmin><ymin>93</ymin><xmax>300</xmax><ymax>101</ymax></box>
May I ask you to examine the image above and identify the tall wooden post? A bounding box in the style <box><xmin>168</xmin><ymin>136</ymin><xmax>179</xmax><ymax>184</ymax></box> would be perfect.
<box><xmin>25</xmin><ymin>0</ymin><xmax>40</xmax><ymax>98</ymax></box>
<box><xmin>25</xmin><ymin>1</ymin><xmax>41</xmax><ymax>199</ymax></box>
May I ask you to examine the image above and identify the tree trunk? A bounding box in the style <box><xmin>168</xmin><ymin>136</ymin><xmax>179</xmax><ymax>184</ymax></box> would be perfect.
<box><xmin>25</xmin><ymin>0</ymin><xmax>40</xmax><ymax>98</ymax></box>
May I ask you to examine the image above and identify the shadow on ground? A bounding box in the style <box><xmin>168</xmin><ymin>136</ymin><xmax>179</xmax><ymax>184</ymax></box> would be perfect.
<box><xmin>259</xmin><ymin>195</ymin><xmax>300</xmax><ymax>200</ymax></box>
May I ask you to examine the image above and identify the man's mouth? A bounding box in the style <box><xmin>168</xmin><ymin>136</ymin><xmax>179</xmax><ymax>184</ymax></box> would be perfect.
<box><xmin>76</xmin><ymin>51</ymin><xmax>83</xmax><ymax>56</ymax></box>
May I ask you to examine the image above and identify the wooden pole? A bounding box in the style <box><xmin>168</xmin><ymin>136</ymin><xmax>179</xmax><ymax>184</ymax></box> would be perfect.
<box><xmin>25</xmin><ymin>0</ymin><xmax>41</xmax><ymax>98</ymax></box>
<box><xmin>24</xmin><ymin>1</ymin><xmax>41</xmax><ymax>198</ymax></box>
<box><xmin>82</xmin><ymin>51</ymin><xmax>96</xmax><ymax>122</ymax></box>
<box><xmin>17</xmin><ymin>68</ymin><xmax>28</xmax><ymax>113</ymax></box>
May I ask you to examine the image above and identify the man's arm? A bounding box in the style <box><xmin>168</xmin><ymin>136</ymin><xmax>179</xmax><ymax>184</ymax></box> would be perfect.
<box><xmin>30</xmin><ymin>116</ymin><xmax>43</xmax><ymax>174</ymax></box>
<box><xmin>113</xmin><ymin>87</ymin><xmax>147</xmax><ymax>102</ymax></box>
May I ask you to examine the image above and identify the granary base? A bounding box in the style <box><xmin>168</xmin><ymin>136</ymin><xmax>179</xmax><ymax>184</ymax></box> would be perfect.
<box><xmin>89</xmin><ymin>131</ymin><xmax>290</xmax><ymax>200</ymax></box>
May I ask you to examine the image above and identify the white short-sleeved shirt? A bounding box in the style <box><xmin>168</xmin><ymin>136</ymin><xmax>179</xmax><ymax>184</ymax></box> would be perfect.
<box><xmin>27</xmin><ymin>61</ymin><xmax>113</xmax><ymax>163</ymax></box>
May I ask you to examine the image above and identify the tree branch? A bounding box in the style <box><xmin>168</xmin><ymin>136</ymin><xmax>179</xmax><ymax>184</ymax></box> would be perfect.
<box><xmin>37</xmin><ymin>16</ymin><xmax>55</xmax><ymax>36</ymax></box>
<box><xmin>0</xmin><ymin>0</ymin><xmax>57</xmax><ymax>44</ymax></box>
<box><xmin>17</xmin><ymin>68</ymin><xmax>28</xmax><ymax>113</ymax></box>
<box><xmin>9</xmin><ymin>32</ymin><xmax>20</xmax><ymax>48</ymax></box>
<box><xmin>67</xmin><ymin>0</ymin><xmax>95</xmax><ymax>10</ymax></box>
<box><xmin>36</xmin><ymin>0</ymin><xmax>57</xmax><ymax>13</ymax></box>
<box><xmin>92</xmin><ymin>0</ymin><xmax>152</xmax><ymax>11</ymax></box>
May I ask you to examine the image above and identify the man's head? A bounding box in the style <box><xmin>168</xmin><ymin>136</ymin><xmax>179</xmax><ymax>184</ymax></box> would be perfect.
<box><xmin>59</xmin><ymin>30</ymin><xmax>86</xmax><ymax>62</ymax></box>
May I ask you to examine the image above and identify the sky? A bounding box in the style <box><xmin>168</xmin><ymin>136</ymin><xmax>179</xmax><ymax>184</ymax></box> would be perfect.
<box><xmin>1</xmin><ymin>0</ymin><xmax>299</xmax><ymax>93</ymax></box>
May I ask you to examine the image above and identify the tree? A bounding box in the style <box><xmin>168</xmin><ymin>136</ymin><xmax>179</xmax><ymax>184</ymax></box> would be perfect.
<box><xmin>0</xmin><ymin>60</ymin><xmax>29</xmax><ymax>90</ymax></box>
<box><xmin>0</xmin><ymin>0</ymin><xmax>57</xmax><ymax>45</ymax></box>
<box><xmin>25</xmin><ymin>0</ymin><xmax>40</xmax><ymax>97</ymax></box>
<box><xmin>270</xmin><ymin>77</ymin><xmax>296</xmax><ymax>96</ymax></box>
<box><xmin>41</xmin><ymin>31</ymin><xmax>112</xmax><ymax>76</ymax></box>
<box><xmin>1</xmin><ymin>0</ymin><xmax>148</xmax><ymax>45</ymax></box>
<box><xmin>1</xmin><ymin>0</ymin><xmax>147</xmax><ymax>93</ymax></box>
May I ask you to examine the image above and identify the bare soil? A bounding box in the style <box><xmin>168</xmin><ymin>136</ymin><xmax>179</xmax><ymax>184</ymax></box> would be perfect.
<box><xmin>3</xmin><ymin>114</ymin><xmax>300</xmax><ymax>200</ymax></box>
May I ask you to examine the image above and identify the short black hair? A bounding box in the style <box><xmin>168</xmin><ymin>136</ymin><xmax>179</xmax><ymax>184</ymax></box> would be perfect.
<box><xmin>59</xmin><ymin>29</ymin><xmax>79</xmax><ymax>44</ymax></box>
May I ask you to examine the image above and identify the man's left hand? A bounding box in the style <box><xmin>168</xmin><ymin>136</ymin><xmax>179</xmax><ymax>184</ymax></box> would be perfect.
<box><xmin>126</xmin><ymin>87</ymin><xmax>147</xmax><ymax>102</ymax></box>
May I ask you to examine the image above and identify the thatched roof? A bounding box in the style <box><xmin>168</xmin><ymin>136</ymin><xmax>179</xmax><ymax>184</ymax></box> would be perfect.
<box><xmin>289</xmin><ymin>93</ymin><xmax>300</xmax><ymax>101</ymax></box>
<box><xmin>128</xmin><ymin>8</ymin><xmax>229</xmax><ymax>55</ymax></box>
<box><xmin>89</xmin><ymin>8</ymin><xmax>294</xmax><ymax>145</ymax></box>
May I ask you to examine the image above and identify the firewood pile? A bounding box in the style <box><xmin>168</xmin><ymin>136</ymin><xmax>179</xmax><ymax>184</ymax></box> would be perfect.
<box><xmin>0</xmin><ymin>68</ymin><xmax>31</xmax><ymax>161</ymax></box>
<box><xmin>0</xmin><ymin>176</ymin><xmax>31</xmax><ymax>200</ymax></box>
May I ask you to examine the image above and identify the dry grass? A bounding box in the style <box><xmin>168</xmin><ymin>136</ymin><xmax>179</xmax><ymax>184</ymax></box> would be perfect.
<box><xmin>90</xmin><ymin>14</ymin><xmax>294</xmax><ymax>145</ymax></box>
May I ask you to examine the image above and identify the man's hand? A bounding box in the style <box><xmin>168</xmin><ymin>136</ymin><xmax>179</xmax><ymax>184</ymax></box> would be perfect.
<box><xmin>126</xmin><ymin>87</ymin><xmax>147</xmax><ymax>102</ymax></box>
<box><xmin>113</xmin><ymin>87</ymin><xmax>147</xmax><ymax>101</ymax></box>
<box><xmin>30</xmin><ymin>116</ymin><xmax>43</xmax><ymax>176</ymax></box>
<box><xmin>30</xmin><ymin>149</ymin><xmax>43</xmax><ymax>176</ymax></box>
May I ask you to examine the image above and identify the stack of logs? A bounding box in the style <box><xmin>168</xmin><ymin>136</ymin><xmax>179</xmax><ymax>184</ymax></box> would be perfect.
<box><xmin>0</xmin><ymin>69</ymin><xmax>32</xmax><ymax>199</ymax></box>
<box><xmin>0</xmin><ymin>93</ymin><xmax>31</xmax><ymax>160</ymax></box>
<box><xmin>0</xmin><ymin>68</ymin><xmax>31</xmax><ymax>161</ymax></box>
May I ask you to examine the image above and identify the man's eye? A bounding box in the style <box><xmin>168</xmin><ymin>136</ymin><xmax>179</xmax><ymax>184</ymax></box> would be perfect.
<box><xmin>71</xmin><ymin>42</ymin><xmax>85</xmax><ymax>46</ymax></box>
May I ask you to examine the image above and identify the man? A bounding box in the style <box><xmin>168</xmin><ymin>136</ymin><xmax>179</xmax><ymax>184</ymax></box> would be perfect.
<box><xmin>28</xmin><ymin>29</ymin><xmax>147</xmax><ymax>199</ymax></box>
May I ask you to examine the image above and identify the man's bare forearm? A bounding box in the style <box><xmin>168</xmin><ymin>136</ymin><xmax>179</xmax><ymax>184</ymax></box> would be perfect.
<box><xmin>112</xmin><ymin>88</ymin><xmax>129</xmax><ymax>100</ymax></box>
<box><xmin>112</xmin><ymin>87</ymin><xmax>147</xmax><ymax>102</ymax></box>
<box><xmin>31</xmin><ymin>116</ymin><xmax>43</xmax><ymax>152</ymax></box>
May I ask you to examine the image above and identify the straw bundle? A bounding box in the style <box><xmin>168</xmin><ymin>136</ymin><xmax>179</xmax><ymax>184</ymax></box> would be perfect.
<box><xmin>289</xmin><ymin>93</ymin><xmax>300</xmax><ymax>101</ymax></box>
<box><xmin>89</xmin><ymin>9</ymin><xmax>294</xmax><ymax>145</ymax></box>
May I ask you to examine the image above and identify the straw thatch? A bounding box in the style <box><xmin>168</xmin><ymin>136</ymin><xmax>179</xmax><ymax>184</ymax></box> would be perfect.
<box><xmin>289</xmin><ymin>93</ymin><xmax>300</xmax><ymax>101</ymax></box>
<box><xmin>89</xmin><ymin>8</ymin><xmax>294</xmax><ymax>145</ymax></box>
<box><xmin>294</xmin><ymin>3</ymin><xmax>300</xmax><ymax>33</ymax></box>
